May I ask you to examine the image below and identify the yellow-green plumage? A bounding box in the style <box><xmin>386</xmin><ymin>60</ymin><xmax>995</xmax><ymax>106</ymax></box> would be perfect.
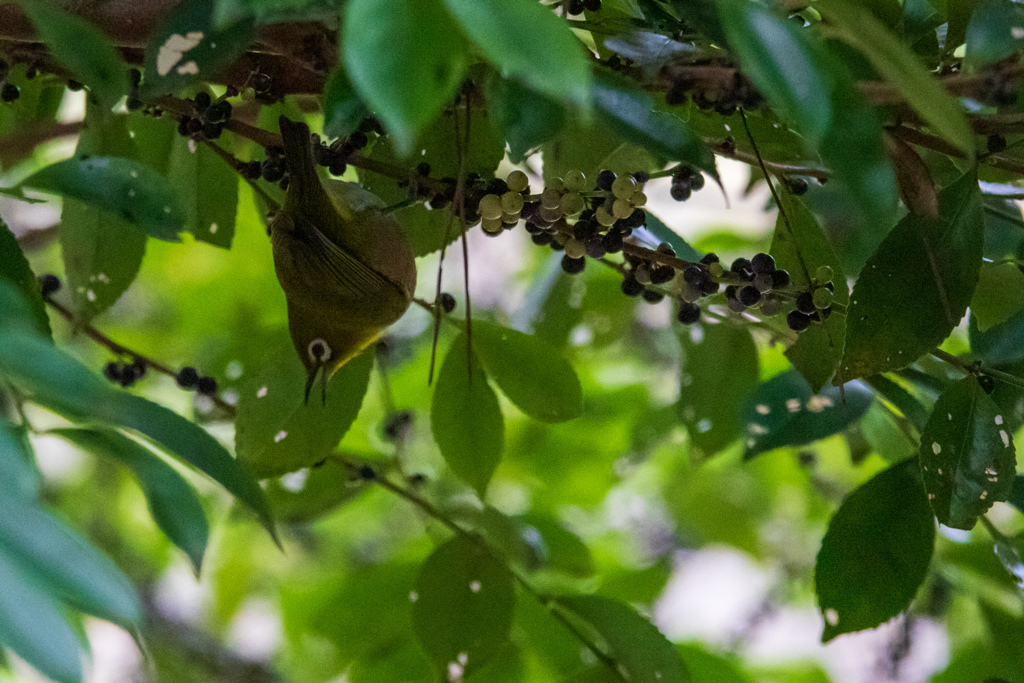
<box><xmin>271</xmin><ymin>116</ymin><xmax>416</xmax><ymax>402</ymax></box>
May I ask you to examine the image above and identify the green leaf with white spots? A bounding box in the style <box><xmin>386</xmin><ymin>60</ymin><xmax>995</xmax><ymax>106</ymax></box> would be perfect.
<box><xmin>742</xmin><ymin>370</ymin><xmax>874</xmax><ymax>459</ymax></box>
<box><xmin>167</xmin><ymin>135</ymin><xmax>238</xmax><ymax>248</ymax></box>
<box><xmin>0</xmin><ymin>219</ymin><xmax>50</xmax><ymax>339</ymax></box>
<box><xmin>815</xmin><ymin>459</ymin><xmax>935</xmax><ymax>641</ymax></box>
<box><xmin>236</xmin><ymin>346</ymin><xmax>373</xmax><ymax>479</ymax></box>
<box><xmin>471</xmin><ymin>321</ymin><xmax>583</xmax><ymax>423</ymax></box>
<box><xmin>51</xmin><ymin>428</ymin><xmax>210</xmax><ymax>572</ymax></box>
<box><xmin>431</xmin><ymin>334</ymin><xmax>504</xmax><ymax>495</ymax></box>
<box><xmin>554</xmin><ymin>595</ymin><xmax>690</xmax><ymax>683</ymax></box>
<box><xmin>919</xmin><ymin>376</ymin><xmax>1017</xmax><ymax>530</ymax></box>
<box><xmin>770</xmin><ymin>191</ymin><xmax>849</xmax><ymax>391</ymax></box>
<box><xmin>141</xmin><ymin>0</ymin><xmax>255</xmax><ymax>98</ymax></box>
<box><xmin>971</xmin><ymin>262</ymin><xmax>1024</xmax><ymax>332</ymax></box>
<box><xmin>842</xmin><ymin>168</ymin><xmax>984</xmax><ymax>380</ymax></box>
<box><xmin>343</xmin><ymin>0</ymin><xmax>469</xmax><ymax>156</ymax></box>
<box><xmin>22</xmin><ymin>156</ymin><xmax>187</xmax><ymax>241</ymax></box>
<box><xmin>678</xmin><ymin>322</ymin><xmax>759</xmax><ymax>455</ymax></box>
<box><xmin>264</xmin><ymin>461</ymin><xmax>367</xmax><ymax>525</ymax></box>
<box><xmin>411</xmin><ymin>536</ymin><xmax>515</xmax><ymax>677</ymax></box>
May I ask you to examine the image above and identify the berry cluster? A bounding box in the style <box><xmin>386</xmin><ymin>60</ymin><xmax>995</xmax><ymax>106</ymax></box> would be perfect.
<box><xmin>785</xmin><ymin>266</ymin><xmax>835</xmax><ymax>332</ymax></box>
<box><xmin>565</xmin><ymin>0</ymin><xmax>603</xmax><ymax>15</ymax></box>
<box><xmin>103</xmin><ymin>358</ymin><xmax>147</xmax><ymax>388</ymax></box>
<box><xmin>175</xmin><ymin>366</ymin><xmax>219</xmax><ymax>396</ymax></box>
<box><xmin>478</xmin><ymin>170</ymin><xmax>531</xmax><ymax>235</ymax></box>
<box><xmin>721</xmin><ymin>253</ymin><xmax>790</xmax><ymax>317</ymax></box>
<box><xmin>176</xmin><ymin>92</ymin><xmax>232</xmax><ymax>141</ymax></box>
<box><xmin>240</xmin><ymin>146</ymin><xmax>289</xmax><ymax>189</ymax></box>
<box><xmin>669</xmin><ymin>165</ymin><xmax>706</xmax><ymax>201</ymax></box>
<box><xmin>0</xmin><ymin>60</ymin><xmax>19</xmax><ymax>103</ymax></box>
<box><xmin>311</xmin><ymin>117</ymin><xmax>381</xmax><ymax>177</ymax></box>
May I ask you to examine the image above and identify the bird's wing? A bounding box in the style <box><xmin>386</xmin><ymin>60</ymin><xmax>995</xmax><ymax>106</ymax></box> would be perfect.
<box><xmin>293</xmin><ymin>216</ymin><xmax>398</xmax><ymax>298</ymax></box>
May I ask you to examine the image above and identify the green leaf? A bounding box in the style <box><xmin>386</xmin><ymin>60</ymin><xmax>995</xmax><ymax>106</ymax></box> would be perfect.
<box><xmin>643</xmin><ymin>212</ymin><xmax>703</xmax><ymax>263</ymax></box>
<box><xmin>0</xmin><ymin>548</ymin><xmax>82</xmax><ymax>683</ymax></box>
<box><xmin>264</xmin><ymin>461</ymin><xmax>366</xmax><ymax>524</ymax></box>
<box><xmin>411</xmin><ymin>536</ymin><xmax>515</xmax><ymax>676</ymax></box>
<box><xmin>970</xmin><ymin>307</ymin><xmax>1024</xmax><ymax>366</ymax></box>
<box><xmin>715</xmin><ymin>0</ymin><xmax>832</xmax><ymax>143</ymax></box>
<box><xmin>0</xmin><ymin>325</ymin><xmax>275</xmax><ymax>537</ymax></box>
<box><xmin>323</xmin><ymin>67</ymin><xmax>371</xmax><ymax>140</ymax></box>
<box><xmin>742</xmin><ymin>371</ymin><xmax>874</xmax><ymax>459</ymax></box>
<box><xmin>59</xmin><ymin>199</ymin><xmax>147</xmax><ymax>322</ymax></box>
<box><xmin>964</xmin><ymin>0</ymin><xmax>1024</xmax><ymax>69</ymax></box>
<box><xmin>485</xmin><ymin>75</ymin><xmax>566</xmax><ymax>162</ymax></box>
<box><xmin>0</xmin><ymin>497</ymin><xmax>141</xmax><ymax>628</ymax></box>
<box><xmin>919</xmin><ymin>376</ymin><xmax>1017</xmax><ymax>530</ymax></box>
<box><xmin>167</xmin><ymin>135</ymin><xmax>238</xmax><ymax>248</ymax></box>
<box><xmin>52</xmin><ymin>428</ymin><xmax>210</xmax><ymax>572</ymax></box>
<box><xmin>816</xmin><ymin>0</ymin><xmax>974</xmax><ymax>156</ymax></box>
<box><xmin>471</xmin><ymin>321</ymin><xmax>584</xmax><ymax>423</ymax></box>
<box><xmin>0</xmin><ymin>418</ymin><xmax>39</xmax><ymax>501</ymax></box>
<box><xmin>18</xmin><ymin>0</ymin><xmax>128</xmax><ymax>110</ymax></box>
<box><xmin>431</xmin><ymin>335</ymin><xmax>504</xmax><ymax>495</ymax></box>
<box><xmin>141</xmin><ymin>0</ymin><xmax>254</xmax><ymax>97</ymax></box>
<box><xmin>865</xmin><ymin>374</ymin><xmax>931</xmax><ymax>431</ymax></box>
<box><xmin>442</xmin><ymin>0</ymin><xmax>591</xmax><ymax>107</ymax></box>
<box><xmin>517</xmin><ymin>514</ymin><xmax>594</xmax><ymax>577</ymax></box>
<box><xmin>770</xmin><ymin>191</ymin><xmax>849</xmax><ymax>391</ymax></box>
<box><xmin>343</xmin><ymin>0</ymin><xmax>469</xmax><ymax>155</ymax></box>
<box><xmin>842</xmin><ymin>168</ymin><xmax>984</xmax><ymax>380</ymax></box>
<box><xmin>555</xmin><ymin>595</ymin><xmax>690</xmax><ymax>683</ymax></box>
<box><xmin>236</xmin><ymin>346</ymin><xmax>373</xmax><ymax>479</ymax></box>
<box><xmin>814</xmin><ymin>459</ymin><xmax>935</xmax><ymax>641</ymax></box>
<box><xmin>678</xmin><ymin>322</ymin><xmax>759</xmax><ymax>455</ymax></box>
<box><xmin>677</xmin><ymin>644</ymin><xmax>753</xmax><ymax>683</ymax></box>
<box><xmin>971</xmin><ymin>262</ymin><xmax>1024</xmax><ymax>332</ymax></box>
<box><xmin>22</xmin><ymin>156</ymin><xmax>187</xmax><ymax>241</ymax></box>
<box><xmin>0</xmin><ymin>219</ymin><xmax>50</xmax><ymax>338</ymax></box>
<box><xmin>594</xmin><ymin>70</ymin><xmax>717</xmax><ymax>179</ymax></box>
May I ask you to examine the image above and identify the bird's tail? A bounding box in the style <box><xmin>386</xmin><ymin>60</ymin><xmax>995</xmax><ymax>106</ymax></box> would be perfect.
<box><xmin>278</xmin><ymin>116</ymin><xmax>334</xmax><ymax>221</ymax></box>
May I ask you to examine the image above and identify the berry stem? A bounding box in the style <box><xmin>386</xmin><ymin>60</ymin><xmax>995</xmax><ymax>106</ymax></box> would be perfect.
<box><xmin>931</xmin><ymin>348</ymin><xmax>1024</xmax><ymax>390</ymax></box>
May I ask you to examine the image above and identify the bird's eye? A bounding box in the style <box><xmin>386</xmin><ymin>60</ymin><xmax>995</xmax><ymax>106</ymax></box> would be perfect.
<box><xmin>308</xmin><ymin>338</ymin><xmax>332</xmax><ymax>363</ymax></box>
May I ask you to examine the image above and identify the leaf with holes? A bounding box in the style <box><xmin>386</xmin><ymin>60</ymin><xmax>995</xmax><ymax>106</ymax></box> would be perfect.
<box><xmin>743</xmin><ymin>370</ymin><xmax>874</xmax><ymax>459</ymax></box>
<box><xmin>431</xmin><ymin>334</ymin><xmax>504</xmax><ymax>495</ymax></box>
<box><xmin>842</xmin><ymin>168</ymin><xmax>983</xmax><ymax>380</ymax></box>
<box><xmin>471</xmin><ymin>321</ymin><xmax>583</xmax><ymax>423</ymax></box>
<box><xmin>815</xmin><ymin>459</ymin><xmax>935</xmax><ymax>641</ymax></box>
<box><xmin>22</xmin><ymin>156</ymin><xmax>186</xmax><ymax>241</ymax></box>
<box><xmin>411</xmin><ymin>536</ymin><xmax>515</xmax><ymax>677</ymax></box>
<box><xmin>770</xmin><ymin>191</ymin><xmax>849</xmax><ymax>391</ymax></box>
<box><xmin>236</xmin><ymin>346</ymin><xmax>373</xmax><ymax>479</ymax></box>
<box><xmin>555</xmin><ymin>595</ymin><xmax>689</xmax><ymax>683</ymax></box>
<box><xmin>343</xmin><ymin>0</ymin><xmax>469</xmax><ymax>155</ymax></box>
<box><xmin>678</xmin><ymin>322</ymin><xmax>759</xmax><ymax>455</ymax></box>
<box><xmin>52</xmin><ymin>428</ymin><xmax>209</xmax><ymax>572</ymax></box>
<box><xmin>919</xmin><ymin>376</ymin><xmax>1017</xmax><ymax>530</ymax></box>
<box><xmin>167</xmin><ymin>135</ymin><xmax>238</xmax><ymax>248</ymax></box>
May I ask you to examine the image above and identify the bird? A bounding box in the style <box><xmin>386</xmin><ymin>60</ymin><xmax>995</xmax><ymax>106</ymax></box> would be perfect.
<box><xmin>270</xmin><ymin>116</ymin><xmax>417</xmax><ymax>404</ymax></box>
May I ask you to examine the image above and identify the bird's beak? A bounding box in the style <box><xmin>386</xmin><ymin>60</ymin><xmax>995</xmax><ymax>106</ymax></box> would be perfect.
<box><xmin>303</xmin><ymin>363</ymin><xmax>328</xmax><ymax>406</ymax></box>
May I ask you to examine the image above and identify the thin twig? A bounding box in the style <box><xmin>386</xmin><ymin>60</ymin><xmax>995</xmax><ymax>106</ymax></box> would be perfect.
<box><xmin>931</xmin><ymin>348</ymin><xmax>1024</xmax><ymax>390</ymax></box>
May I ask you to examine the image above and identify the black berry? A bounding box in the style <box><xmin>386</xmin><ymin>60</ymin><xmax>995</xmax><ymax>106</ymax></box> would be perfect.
<box><xmin>642</xmin><ymin>289</ymin><xmax>664</xmax><ymax>303</ymax></box>
<box><xmin>562</xmin><ymin>255</ymin><xmax>586</xmax><ymax>274</ymax></box>
<box><xmin>621</xmin><ymin>274</ymin><xmax>644</xmax><ymax>297</ymax></box>
<box><xmin>103</xmin><ymin>362</ymin><xmax>123</xmax><ymax>383</ymax></box>
<box><xmin>751</xmin><ymin>253</ymin><xmax>775</xmax><ymax>274</ymax></box>
<box><xmin>738</xmin><ymin>285</ymin><xmax>762</xmax><ymax>306</ymax></box>
<box><xmin>787</xmin><ymin>310</ymin><xmax>812</xmax><ymax>332</ymax></box>
<box><xmin>978</xmin><ymin>375</ymin><xmax>996</xmax><ymax>394</ymax></box>
<box><xmin>440</xmin><ymin>292</ymin><xmax>456</xmax><ymax>313</ymax></box>
<box><xmin>786</xmin><ymin>177</ymin><xmax>809</xmax><ymax>195</ymax></box>
<box><xmin>596</xmin><ymin>170</ymin><xmax>616</xmax><ymax>191</ymax></box>
<box><xmin>416</xmin><ymin>162</ymin><xmax>431</xmax><ymax>177</ymax></box>
<box><xmin>650</xmin><ymin>265</ymin><xmax>676</xmax><ymax>285</ymax></box>
<box><xmin>193</xmin><ymin>91</ymin><xmax>211</xmax><ymax>113</ymax></box>
<box><xmin>796</xmin><ymin>292</ymin><xmax>816</xmax><ymax>314</ymax></box>
<box><xmin>358</xmin><ymin>464</ymin><xmax>376</xmax><ymax>480</ymax></box>
<box><xmin>677</xmin><ymin>302</ymin><xmax>701</xmax><ymax>324</ymax></box>
<box><xmin>383</xmin><ymin>411</ymin><xmax>413</xmax><ymax>441</ymax></box>
<box><xmin>176</xmin><ymin>366</ymin><xmax>200</xmax><ymax>389</ymax></box>
<box><xmin>987</xmin><ymin>134</ymin><xmax>1007</xmax><ymax>154</ymax></box>
<box><xmin>197</xmin><ymin>376</ymin><xmax>218</xmax><ymax>396</ymax></box>
<box><xmin>1</xmin><ymin>83</ymin><xmax>20</xmax><ymax>102</ymax></box>
<box><xmin>39</xmin><ymin>274</ymin><xmax>61</xmax><ymax>296</ymax></box>
<box><xmin>771</xmin><ymin>269</ymin><xmax>791</xmax><ymax>289</ymax></box>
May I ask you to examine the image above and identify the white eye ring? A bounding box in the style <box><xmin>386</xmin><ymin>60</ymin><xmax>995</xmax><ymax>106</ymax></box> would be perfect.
<box><xmin>308</xmin><ymin>338</ymin><xmax>332</xmax><ymax>363</ymax></box>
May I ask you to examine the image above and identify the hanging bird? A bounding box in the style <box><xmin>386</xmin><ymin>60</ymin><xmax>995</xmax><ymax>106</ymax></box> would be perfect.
<box><xmin>271</xmin><ymin>116</ymin><xmax>417</xmax><ymax>404</ymax></box>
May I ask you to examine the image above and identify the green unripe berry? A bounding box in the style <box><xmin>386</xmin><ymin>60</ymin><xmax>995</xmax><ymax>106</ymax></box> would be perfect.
<box><xmin>479</xmin><ymin>194</ymin><xmax>503</xmax><ymax>220</ymax></box>
<box><xmin>812</xmin><ymin>287</ymin><xmax>833</xmax><ymax>309</ymax></box>
<box><xmin>506</xmin><ymin>170</ymin><xmax>529</xmax><ymax>193</ymax></box>
<box><xmin>815</xmin><ymin>265</ymin><xmax>834</xmax><ymax>284</ymax></box>
<box><xmin>541</xmin><ymin>187</ymin><xmax>562</xmax><ymax>209</ymax></box>
<box><xmin>611</xmin><ymin>175</ymin><xmax>636</xmax><ymax>199</ymax></box>
<box><xmin>612</xmin><ymin>198</ymin><xmax>634</xmax><ymax>219</ymax></box>
<box><xmin>595</xmin><ymin>205</ymin><xmax>616</xmax><ymax>226</ymax></box>
<box><xmin>563</xmin><ymin>237</ymin><xmax>586</xmax><ymax>259</ymax></box>
<box><xmin>560</xmin><ymin>191</ymin><xmax>585</xmax><ymax>216</ymax></box>
<box><xmin>708</xmin><ymin>262</ymin><xmax>724</xmax><ymax>278</ymax></box>
<box><xmin>501</xmin><ymin>191</ymin><xmax>524</xmax><ymax>215</ymax></box>
<box><xmin>563</xmin><ymin>169</ymin><xmax>586</xmax><ymax>192</ymax></box>
<box><xmin>481</xmin><ymin>217</ymin><xmax>504</xmax><ymax>235</ymax></box>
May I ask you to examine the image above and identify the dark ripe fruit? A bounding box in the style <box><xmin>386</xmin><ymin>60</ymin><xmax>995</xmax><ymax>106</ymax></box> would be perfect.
<box><xmin>585</xmin><ymin>237</ymin><xmax>606</xmax><ymax>259</ymax></box>
<box><xmin>987</xmin><ymin>134</ymin><xmax>1008</xmax><ymax>154</ymax></box>
<box><xmin>532</xmin><ymin>231</ymin><xmax>554</xmax><ymax>246</ymax></box>
<box><xmin>103</xmin><ymin>362</ymin><xmax>123</xmax><ymax>383</ymax></box>
<box><xmin>796</xmin><ymin>291</ymin><xmax>816</xmax><ymax>314</ymax></box>
<box><xmin>566</xmin><ymin>0</ymin><xmax>585</xmax><ymax>14</ymax></box>
<box><xmin>197</xmin><ymin>376</ymin><xmax>218</xmax><ymax>396</ymax></box>
<box><xmin>670</xmin><ymin>182</ymin><xmax>691</xmax><ymax>202</ymax></box>
<box><xmin>727</xmin><ymin>297</ymin><xmax>746</xmax><ymax>313</ymax></box>
<box><xmin>349</xmin><ymin>131</ymin><xmax>369</xmax><ymax>150</ymax></box>
<box><xmin>193</xmin><ymin>91</ymin><xmax>212</xmax><ymax>113</ymax></box>
<box><xmin>416</xmin><ymin>161</ymin><xmax>431</xmax><ymax>177</ymax></box>
<box><xmin>583</xmin><ymin>0</ymin><xmax>602</xmax><ymax>9</ymax></box>
<box><xmin>692</xmin><ymin>171</ymin><xmax>707</xmax><ymax>192</ymax></box>
<box><xmin>724</xmin><ymin>284</ymin><xmax>738</xmax><ymax>301</ymax></box>
<box><xmin>657</xmin><ymin>242</ymin><xmax>675</xmax><ymax>257</ymax></box>
<box><xmin>177</xmin><ymin>117</ymin><xmax>192</xmax><ymax>137</ymax></box>
<box><xmin>328</xmin><ymin>160</ymin><xmax>347</xmax><ymax>177</ymax></box>
<box><xmin>651</xmin><ymin>265</ymin><xmax>676</xmax><ymax>285</ymax></box>
<box><xmin>119</xmin><ymin>365</ymin><xmax>140</xmax><ymax>387</ymax></box>
<box><xmin>751</xmin><ymin>252</ymin><xmax>775</xmax><ymax>274</ymax></box>
<box><xmin>624</xmin><ymin>208</ymin><xmax>646</xmax><ymax>229</ymax></box>
<box><xmin>730</xmin><ymin>257</ymin><xmax>752</xmax><ymax>275</ymax></box>
<box><xmin>596</xmin><ymin>169</ymin><xmax>616</xmax><ymax>191</ymax></box>
<box><xmin>753</xmin><ymin>272</ymin><xmax>774</xmax><ymax>293</ymax></box>
<box><xmin>632</xmin><ymin>170</ymin><xmax>650</xmax><ymax>184</ymax></box>
<box><xmin>39</xmin><ymin>274</ymin><xmax>61</xmax><ymax>296</ymax></box>
<box><xmin>771</xmin><ymin>269</ymin><xmax>791</xmax><ymax>289</ymax></box>
<box><xmin>562</xmin><ymin>255</ymin><xmax>586</xmax><ymax>274</ymax></box>
<box><xmin>700</xmin><ymin>279</ymin><xmax>720</xmax><ymax>296</ymax></box>
<box><xmin>642</xmin><ymin>289</ymin><xmax>664</xmax><ymax>303</ymax></box>
<box><xmin>738</xmin><ymin>285</ymin><xmax>762</xmax><ymax>306</ymax></box>
<box><xmin>251</xmin><ymin>72</ymin><xmax>272</xmax><ymax>94</ymax></box>
<box><xmin>665</xmin><ymin>81</ymin><xmax>689</xmax><ymax>106</ymax></box>
<box><xmin>786</xmin><ymin>177</ymin><xmax>808</xmax><ymax>195</ymax></box>
<box><xmin>383</xmin><ymin>410</ymin><xmax>413</xmax><ymax>441</ymax></box>
<box><xmin>602</xmin><ymin>229</ymin><xmax>624</xmax><ymax>253</ymax></box>
<box><xmin>683</xmin><ymin>265</ymin><xmax>706</xmax><ymax>286</ymax></box>
<box><xmin>202</xmin><ymin>122</ymin><xmax>223</xmax><ymax>140</ymax></box>
<box><xmin>700</xmin><ymin>253</ymin><xmax>720</xmax><ymax>265</ymax></box>
<box><xmin>978</xmin><ymin>374</ymin><xmax>996</xmax><ymax>394</ymax></box>
<box><xmin>358</xmin><ymin>464</ymin><xmax>376</xmax><ymax>480</ymax></box>
<box><xmin>129</xmin><ymin>68</ymin><xmax>142</xmax><ymax>87</ymax></box>
<box><xmin>487</xmin><ymin>178</ymin><xmax>509</xmax><ymax>196</ymax></box>
<box><xmin>787</xmin><ymin>310</ymin><xmax>812</xmax><ymax>332</ymax></box>
<box><xmin>262</xmin><ymin>159</ymin><xmax>285</xmax><ymax>182</ymax></box>
<box><xmin>440</xmin><ymin>292</ymin><xmax>456</xmax><ymax>313</ymax></box>
<box><xmin>242</xmin><ymin>160</ymin><xmax>263</xmax><ymax>180</ymax></box>
<box><xmin>677</xmin><ymin>302</ymin><xmax>701</xmax><ymax>324</ymax></box>
<box><xmin>621</xmin><ymin>273</ymin><xmax>645</xmax><ymax>297</ymax></box>
<box><xmin>574</xmin><ymin>220</ymin><xmax>597</xmax><ymax>241</ymax></box>
<box><xmin>126</xmin><ymin>97</ymin><xmax>143</xmax><ymax>111</ymax></box>
<box><xmin>186</xmin><ymin>117</ymin><xmax>205</xmax><ymax>136</ymax></box>
<box><xmin>176</xmin><ymin>366</ymin><xmax>200</xmax><ymax>389</ymax></box>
